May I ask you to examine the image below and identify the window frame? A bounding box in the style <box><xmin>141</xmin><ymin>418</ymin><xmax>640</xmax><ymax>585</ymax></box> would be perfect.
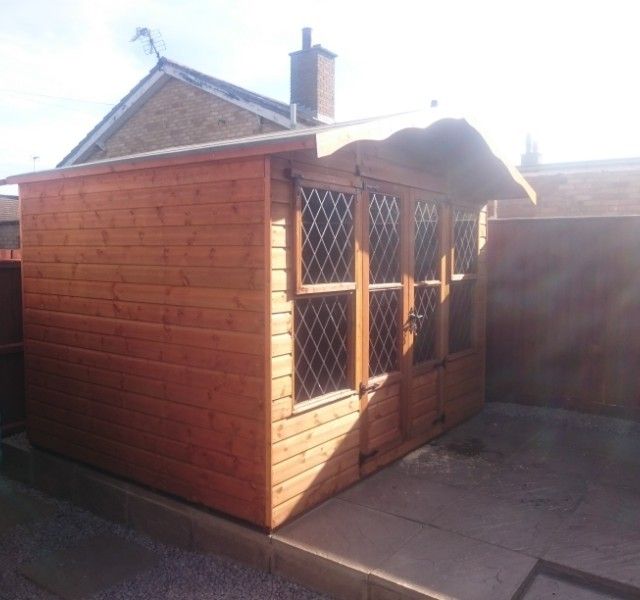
<box><xmin>294</xmin><ymin>180</ymin><xmax>358</xmax><ymax>296</ymax></box>
<box><xmin>292</xmin><ymin>179</ymin><xmax>361</xmax><ymax>408</ymax></box>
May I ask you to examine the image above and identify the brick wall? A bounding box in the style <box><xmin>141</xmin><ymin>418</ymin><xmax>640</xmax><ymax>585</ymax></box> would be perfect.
<box><xmin>0</xmin><ymin>222</ymin><xmax>19</xmax><ymax>249</ymax></box>
<box><xmin>87</xmin><ymin>78</ymin><xmax>285</xmax><ymax>162</ymax></box>
<box><xmin>496</xmin><ymin>164</ymin><xmax>640</xmax><ymax>219</ymax></box>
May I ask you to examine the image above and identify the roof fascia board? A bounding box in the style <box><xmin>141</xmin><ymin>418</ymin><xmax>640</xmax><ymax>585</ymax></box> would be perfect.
<box><xmin>6</xmin><ymin>137</ymin><xmax>315</xmax><ymax>185</ymax></box>
<box><xmin>62</xmin><ymin>69</ymin><xmax>168</xmax><ymax>166</ymax></box>
<box><xmin>162</xmin><ymin>63</ymin><xmax>294</xmax><ymax>129</ymax></box>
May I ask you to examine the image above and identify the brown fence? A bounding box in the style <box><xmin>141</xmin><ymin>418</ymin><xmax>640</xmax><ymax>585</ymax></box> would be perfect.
<box><xmin>0</xmin><ymin>260</ymin><xmax>24</xmax><ymax>435</ymax></box>
<box><xmin>487</xmin><ymin>217</ymin><xmax>640</xmax><ymax>420</ymax></box>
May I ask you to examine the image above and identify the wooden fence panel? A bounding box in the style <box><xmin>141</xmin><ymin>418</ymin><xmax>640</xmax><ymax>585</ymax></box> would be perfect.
<box><xmin>0</xmin><ymin>260</ymin><xmax>24</xmax><ymax>434</ymax></box>
<box><xmin>487</xmin><ymin>217</ymin><xmax>640</xmax><ymax>419</ymax></box>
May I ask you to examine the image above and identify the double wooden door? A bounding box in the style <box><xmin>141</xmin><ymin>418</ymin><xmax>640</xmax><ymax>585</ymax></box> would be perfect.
<box><xmin>359</xmin><ymin>185</ymin><xmax>448</xmax><ymax>467</ymax></box>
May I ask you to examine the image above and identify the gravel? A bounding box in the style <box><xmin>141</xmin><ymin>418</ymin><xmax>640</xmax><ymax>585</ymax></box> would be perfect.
<box><xmin>0</xmin><ymin>476</ymin><xmax>327</xmax><ymax>600</ymax></box>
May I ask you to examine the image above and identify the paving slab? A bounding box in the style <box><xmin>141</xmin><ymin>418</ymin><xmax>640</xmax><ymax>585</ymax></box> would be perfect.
<box><xmin>370</xmin><ymin>524</ymin><xmax>537</xmax><ymax>600</ymax></box>
<box><xmin>575</xmin><ymin>483</ymin><xmax>640</xmax><ymax>531</ymax></box>
<box><xmin>545</xmin><ymin>512</ymin><xmax>640</xmax><ymax>590</ymax></box>
<box><xmin>18</xmin><ymin>533</ymin><xmax>159</xmax><ymax>600</ymax></box>
<box><xmin>337</xmin><ymin>467</ymin><xmax>458</xmax><ymax>524</ymax></box>
<box><xmin>475</xmin><ymin>461</ymin><xmax>588</xmax><ymax>513</ymax></box>
<box><xmin>522</xmin><ymin>573</ymin><xmax>624</xmax><ymax>599</ymax></box>
<box><xmin>0</xmin><ymin>479</ymin><xmax>56</xmax><ymax>535</ymax></box>
<box><xmin>273</xmin><ymin>498</ymin><xmax>423</xmax><ymax>572</ymax></box>
<box><xmin>397</xmin><ymin>444</ymin><xmax>502</xmax><ymax>489</ymax></box>
<box><xmin>431</xmin><ymin>487</ymin><xmax>567</xmax><ymax>556</ymax></box>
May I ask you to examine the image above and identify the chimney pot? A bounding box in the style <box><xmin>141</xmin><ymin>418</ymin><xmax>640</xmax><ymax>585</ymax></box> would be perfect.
<box><xmin>302</xmin><ymin>27</ymin><xmax>312</xmax><ymax>50</ymax></box>
<box><xmin>290</xmin><ymin>28</ymin><xmax>337</xmax><ymax>123</ymax></box>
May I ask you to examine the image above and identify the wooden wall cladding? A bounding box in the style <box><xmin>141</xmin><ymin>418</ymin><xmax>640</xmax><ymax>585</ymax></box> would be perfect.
<box><xmin>20</xmin><ymin>157</ymin><xmax>268</xmax><ymax>526</ymax></box>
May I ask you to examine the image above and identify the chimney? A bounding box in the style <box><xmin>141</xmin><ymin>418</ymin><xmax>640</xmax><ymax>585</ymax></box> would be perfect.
<box><xmin>290</xmin><ymin>28</ymin><xmax>337</xmax><ymax>123</ymax></box>
<box><xmin>521</xmin><ymin>134</ymin><xmax>541</xmax><ymax>167</ymax></box>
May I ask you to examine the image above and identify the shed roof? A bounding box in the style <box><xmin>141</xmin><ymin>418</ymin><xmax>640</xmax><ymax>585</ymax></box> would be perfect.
<box><xmin>4</xmin><ymin>110</ymin><xmax>536</xmax><ymax>205</ymax></box>
<box><xmin>0</xmin><ymin>195</ymin><xmax>18</xmax><ymax>223</ymax></box>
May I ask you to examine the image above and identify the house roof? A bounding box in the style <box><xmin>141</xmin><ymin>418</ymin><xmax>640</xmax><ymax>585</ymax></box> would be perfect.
<box><xmin>6</xmin><ymin>110</ymin><xmax>536</xmax><ymax>206</ymax></box>
<box><xmin>58</xmin><ymin>57</ymin><xmax>316</xmax><ymax>167</ymax></box>
<box><xmin>0</xmin><ymin>195</ymin><xmax>18</xmax><ymax>223</ymax></box>
<box><xmin>521</xmin><ymin>156</ymin><xmax>640</xmax><ymax>176</ymax></box>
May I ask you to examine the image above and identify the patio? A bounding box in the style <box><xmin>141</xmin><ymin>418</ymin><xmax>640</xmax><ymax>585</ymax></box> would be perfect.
<box><xmin>274</xmin><ymin>403</ymin><xmax>640</xmax><ymax>599</ymax></box>
<box><xmin>2</xmin><ymin>402</ymin><xmax>640</xmax><ymax>599</ymax></box>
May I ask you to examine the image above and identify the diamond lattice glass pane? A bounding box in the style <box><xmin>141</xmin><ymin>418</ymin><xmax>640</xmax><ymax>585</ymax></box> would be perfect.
<box><xmin>413</xmin><ymin>286</ymin><xmax>439</xmax><ymax>365</ymax></box>
<box><xmin>449</xmin><ymin>281</ymin><xmax>475</xmax><ymax>354</ymax></box>
<box><xmin>453</xmin><ymin>208</ymin><xmax>478</xmax><ymax>274</ymax></box>
<box><xmin>414</xmin><ymin>201</ymin><xmax>439</xmax><ymax>282</ymax></box>
<box><xmin>301</xmin><ymin>187</ymin><xmax>355</xmax><ymax>285</ymax></box>
<box><xmin>369</xmin><ymin>289</ymin><xmax>400</xmax><ymax>377</ymax></box>
<box><xmin>295</xmin><ymin>294</ymin><xmax>349</xmax><ymax>402</ymax></box>
<box><xmin>369</xmin><ymin>193</ymin><xmax>400</xmax><ymax>284</ymax></box>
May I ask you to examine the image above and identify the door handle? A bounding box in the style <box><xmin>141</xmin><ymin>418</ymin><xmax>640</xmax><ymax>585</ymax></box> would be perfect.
<box><xmin>406</xmin><ymin>307</ymin><xmax>424</xmax><ymax>334</ymax></box>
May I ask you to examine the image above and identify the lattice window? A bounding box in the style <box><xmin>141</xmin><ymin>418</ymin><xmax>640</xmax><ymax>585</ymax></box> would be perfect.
<box><xmin>301</xmin><ymin>187</ymin><xmax>355</xmax><ymax>285</ymax></box>
<box><xmin>415</xmin><ymin>201</ymin><xmax>439</xmax><ymax>282</ymax></box>
<box><xmin>294</xmin><ymin>294</ymin><xmax>349</xmax><ymax>402</ymax></box>
<box><xmin>453</xmin><ymin>208</ymin><xmax>478</xmax><ymax>274</ymax></box>
<box><xmin>369</xmin><ymin>289</ymin><xmax>400</xmax><ymax>377</ymax></box>
<box><xmin>449</xmin><ymin>281</ymin><xmax>475</xmax><ymax>354</ymax></box>
<box><xmin>369</xmin><ymin>193</ymin><xmax>400</xmax><ymax>284</ymax></box>
<box><xmin>413</xmin><ymin>286</ymin><xmax>438</xmax><ymax>365</ymax></box>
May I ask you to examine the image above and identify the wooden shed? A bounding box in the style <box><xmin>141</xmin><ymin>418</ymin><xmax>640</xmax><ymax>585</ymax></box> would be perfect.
<box><xmin>3</xmin><ymin>111</ymin><xmax>535</xmax><ymax>529</ymax></box>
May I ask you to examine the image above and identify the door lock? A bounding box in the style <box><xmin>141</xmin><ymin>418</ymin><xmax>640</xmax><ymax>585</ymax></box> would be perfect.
<box><xmin>406</xmin><ymin>307</ymin><xmax>424</xmax><ymax>334</ymax></box>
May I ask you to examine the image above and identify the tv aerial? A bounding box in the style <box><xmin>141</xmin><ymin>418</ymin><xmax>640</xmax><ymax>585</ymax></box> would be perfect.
<box><xmin>130</xmin><ymin>27</ymin><xmax>166</xmax><ymax>60</ymax></box>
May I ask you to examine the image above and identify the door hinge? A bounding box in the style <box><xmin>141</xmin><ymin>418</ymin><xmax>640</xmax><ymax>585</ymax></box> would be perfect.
<box><xmin>359</xmin><ymin>449</ymin><xmax>379</xmax><ymax>465</ymax></box>
<box><xmin>432</xmin><ymin>413</ymin><xmax>446</xmax><ymax>426</ymax></box>
<box><xmin>359</xmin><ymin>381</ymin><xmax>380</xmax><ymax>396</ymax></box>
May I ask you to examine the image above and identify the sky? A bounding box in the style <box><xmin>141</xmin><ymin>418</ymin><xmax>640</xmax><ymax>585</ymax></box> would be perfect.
<box><xmin>1</xmin><ymin>0</ymin><xmax>640</xmax><ymax>194</ymax></box>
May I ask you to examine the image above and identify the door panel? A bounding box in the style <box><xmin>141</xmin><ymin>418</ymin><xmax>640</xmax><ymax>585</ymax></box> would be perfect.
<box><xmin>407</xmin><ymin>197</ymin><xmax>445</xmax><ymax>437</ymax></box>
<box><xmin>361</xmin><ymin>191</ymin><xmax>404</xmax><ymax>459</ymax></box>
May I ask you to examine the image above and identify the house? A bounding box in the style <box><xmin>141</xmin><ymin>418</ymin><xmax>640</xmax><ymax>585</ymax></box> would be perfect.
<box><xmin>0</xmin><ymin>195</ymin><xmax>19</xmax><ymax>249</ymax></box>
<box><xmin>491</xmin><ymin>144</ymin><xmax>640</xmax><ymax>219</ymax></box>
<box><xmin>59</xmin><ymin>28</ymin><xmax>334</xmax><ymax>167</ymax></box>
<box><xmin>3</xmin><ymin>110</ymin><xmax>535</xmax><ymax>529</ymax></box>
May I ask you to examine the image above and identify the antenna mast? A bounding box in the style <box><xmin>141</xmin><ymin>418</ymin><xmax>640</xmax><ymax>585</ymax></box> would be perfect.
<box><xmin>130</xmin><ymin>27</ymin><xmax>166</xmax><ymax>60</ymax></box>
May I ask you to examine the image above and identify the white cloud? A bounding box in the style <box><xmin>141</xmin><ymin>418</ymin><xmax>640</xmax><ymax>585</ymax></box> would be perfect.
<box><xmin>2</xmin><ymin>0</ymin><xmax>640</xmax><ymax>194</ymax></box>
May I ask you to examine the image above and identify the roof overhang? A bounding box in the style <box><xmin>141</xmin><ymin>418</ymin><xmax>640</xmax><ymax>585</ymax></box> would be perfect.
<box><xmin>2</xmin><ymin>110</ymin><xmax>536</xmax><ymax>206</ymax></box>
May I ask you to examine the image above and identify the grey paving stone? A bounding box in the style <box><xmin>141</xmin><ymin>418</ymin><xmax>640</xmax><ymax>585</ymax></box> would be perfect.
<box><xmin>522</xmin><ymin>573</ymin><xmax>623</xmax><ymax>599</ymax></box>
<box><xmin>0</xmin><ymin>437</ymin><xmax>33</xmax><ymax>485</ymax></box>
<box><xmin>273</xmin><ymin>498</ymin><xmax>422</xmax><ymax>572</ymax></box>
<box><xmin>596</xmin><ymin>457</ymin><xmax>640</xmax><ymax>492</ymax></box>
<box><xmin>575</xmin><ymin>483</ymin><xmax>640</xmax><ymax>531</ymax></box>
<box><xmin>18</xmin><ymin>533</ymin><xmax>159</xmax><ymax>600</ymax></box>
<box><xmin>431</xmin><ymin>488</ymin><xmax>568</xmax><ymax>556</ymax></box>
<box><xmin>337</xmin><ymin>467</ymin><xmax>458</xmax><ymax>524</ymax></box>
<box><xmin>271</xmin><ymin>539</ymin><xmax>367</xmax><ymax>600</ymax></box>
<box><xmin>72</xmin><ymin>468</ymin><xmax>129</xmax><ymax>525</ymax></box>
<box><xmin>475</xmin><ymin>461</ymin><xmax>588</xmax><ymax>513</ymax></box>
<box><xmin>127</xmin><ymin>490</ymin><xmax>192</xmax><ymax>549</ymax></box>
<box><xmin>398</xmin><ymin>443</ymin><xmax>502</xmax><ymax>488</ymax></box>
<box><xmin>32</xmin><ymin>449</ymin><xmax>76</xmax><ymax>501</ymax></box>
<box><xmin>0</xmin><ymin>479</ymin><xmax>56</xmax><ymax>535</ymax></box>
<box><xmin>190</xmin><ymin>506</ymin><xmax>271</xmax><ymax>570</ymax></box>
<box><xmin>545</xmin><ymin>512</ymin><xmax>640</xmax><ymax>589</ymax></box>
<box><xmin>371</xmin><ymin>524</ymin><xmax>537</xmax><ymax>600</ymax></box>
<box><xmin>507</xmin><ymin>441</ymin><xmax>609</xmax><ymax>478</ymax></box>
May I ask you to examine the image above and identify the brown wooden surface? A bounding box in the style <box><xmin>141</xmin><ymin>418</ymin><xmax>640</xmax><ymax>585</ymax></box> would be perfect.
<box><xmin>0</xmin><ymin>261</ymin><xmax>24</xmax><ymax>434</ymax></box>
<box><xmin>20</xmin><ymin>157</ymin><xmax>268</xmax><ymax>526</ymax></box>
<box><xmin>487</xmin><ymin>217</ymin><xmax>640</xmax><ymax>419</ymax></box>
